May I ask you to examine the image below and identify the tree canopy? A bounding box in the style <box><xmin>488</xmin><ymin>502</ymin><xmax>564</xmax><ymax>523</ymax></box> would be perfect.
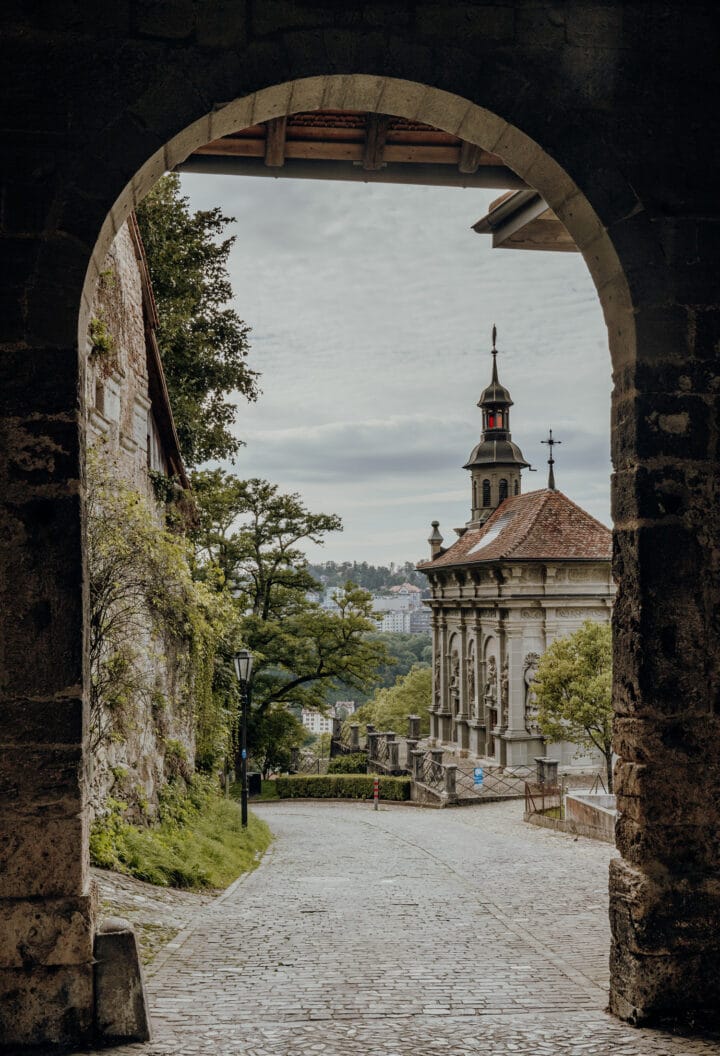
<box><xmin>532</xmin><ymin>621</ymin><xmax>614</xmax><ymax>790</ymax></box>
<box><xmin>190</xmin><ymin>471</ymin><xmax>389</xmax><ymax>766</ymax></box>
<box><xmin>353</xmin><ymin>665</ymin><xmax>432</xmax><ymax>738</ymax></box>
<box><xmin>136</xmin><ymin>174</ymin><xmax>259</xmax><ymax>466</ymax></box>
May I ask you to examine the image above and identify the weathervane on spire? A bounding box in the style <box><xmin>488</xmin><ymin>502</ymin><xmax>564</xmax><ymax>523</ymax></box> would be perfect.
<box><xmin>490</xmin><ymin>324</ymin><xmax>498</xmax><ymax>380</ymax></box>
<box><xmin>541</xmin><ymin>429</ymin><xmax>561</xmax><ymax>491</ymax></box>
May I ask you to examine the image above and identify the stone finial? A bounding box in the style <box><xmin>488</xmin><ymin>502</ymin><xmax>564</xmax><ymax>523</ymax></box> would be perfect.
<box><xmin>428</xmin><ymin>520</ymin><xmax>444</xmax><ymax>558</ymax></box>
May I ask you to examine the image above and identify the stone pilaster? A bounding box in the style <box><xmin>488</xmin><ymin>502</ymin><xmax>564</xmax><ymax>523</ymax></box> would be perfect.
<box><xmin>0</xmin><ymin>346</ymin><xmax>95</xmax><ymax>1047</ymax></box>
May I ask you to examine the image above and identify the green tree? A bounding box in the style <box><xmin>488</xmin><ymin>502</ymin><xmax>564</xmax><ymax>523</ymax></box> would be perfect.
<box><xmin>354</xmin><ymin>665</ymin><xmax>432</xmax><ymax>737</ymax></box>
<box><xmin>250</xmin><ymin>706</ymin><xmax>306</xmax><ymax>778</ymax></box>
<box><xmin>136</xmin><ymin>174</ymin><xmax>259</xmax><ymax>466</ymax></box>
<box><xmin>532</xmin><ymin>621</ymin><xmax>614</xmax><ymax>791</ymax></box>
<box><xmin>190</xmin><ymin>472</ymin><xmax>390</xmax><ymax>765</ymax></box>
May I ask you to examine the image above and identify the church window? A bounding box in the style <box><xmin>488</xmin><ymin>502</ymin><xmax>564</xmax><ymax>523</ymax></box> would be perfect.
<box><xmin>514</xmin><ymin>480</ymin><xmax>519</xmax><ymax>495</ymax></box>
<box><xmin>482</xmin><ymin>479</ymin><xmax>491</xmax><ymax>507</ymax></box>
<box><xmin>499</xmin><ymin>479</ymin><xmax>509</xmax><ymax>502</ymax></box>
<box><xmin>473</xmin><ymin>480</ymin><xmax>478</xmax><ymax>509</ymax></box>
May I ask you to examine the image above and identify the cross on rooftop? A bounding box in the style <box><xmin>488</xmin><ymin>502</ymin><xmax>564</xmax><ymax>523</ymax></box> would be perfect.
<box><xmin>541</xmin><ymin>429</ymin><xmax>562</xmax><ymax>490</ymax></box>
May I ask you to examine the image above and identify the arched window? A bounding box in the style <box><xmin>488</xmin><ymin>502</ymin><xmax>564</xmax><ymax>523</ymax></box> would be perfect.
<box><xmin>499</xmin><ymin>478</ymin><xmax>508</xmax><ymax>502</ymax></box>
<box><xmin>482</xmin><ymin>479</ymin><xmax>491</xmax><ymax>507</ymax></box>
<box><xmin>514</xmin><ymin>480</ymin><xmax>519</xmax><ymax>496</ymax></box>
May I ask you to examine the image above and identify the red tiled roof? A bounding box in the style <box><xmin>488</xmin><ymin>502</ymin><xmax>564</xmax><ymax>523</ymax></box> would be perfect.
<box><xmin>418</xmin><ymin>489</ymin><xmax>611</xmax><ymax>570</ymax></box>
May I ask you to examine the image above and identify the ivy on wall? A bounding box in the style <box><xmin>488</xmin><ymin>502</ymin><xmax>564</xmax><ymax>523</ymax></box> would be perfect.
<box><xmin>87</xmin><ymin>447</ymin><xmax>237</xmax><ymax>779</ymax></box>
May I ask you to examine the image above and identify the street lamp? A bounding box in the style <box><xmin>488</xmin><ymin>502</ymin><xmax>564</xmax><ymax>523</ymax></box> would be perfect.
<box><xmin>233</xmin><ymin>649</ymin><xmax>254</xmax><ymax>828</ymax></box>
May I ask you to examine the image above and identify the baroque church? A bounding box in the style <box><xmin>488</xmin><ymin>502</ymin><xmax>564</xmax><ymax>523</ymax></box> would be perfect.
<box><xmin>418</xmin><ymin>331</ymin><xmax>615</xmax><ymax>769</ymax></box>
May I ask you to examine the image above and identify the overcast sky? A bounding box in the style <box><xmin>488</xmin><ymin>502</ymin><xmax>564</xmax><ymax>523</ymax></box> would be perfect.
<box><xmin>179</xmin><ymin>172</ymin><xmax>612</xmax><ymax>567</ymax></box>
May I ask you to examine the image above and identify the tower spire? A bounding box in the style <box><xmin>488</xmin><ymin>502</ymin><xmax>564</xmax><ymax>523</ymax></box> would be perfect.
<box><xmin>541</xmin><ymin>429</ymin><xmax>562</xmax><ymax>490</ymax></box>
<box><xmin>491</xmin><ymin>324</ymin><xmax>498</xmax><ymax>382</ymax></box>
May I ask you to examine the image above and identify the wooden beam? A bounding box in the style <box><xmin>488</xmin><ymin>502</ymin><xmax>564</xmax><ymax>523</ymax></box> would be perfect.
<box><xmin>363</xmin><ymin>114</ymin><xmax>391</xmax><ymax>171</ymax></box>
<box><xmin>458</xmin><ymin>140</ymin><xmax>484</xmax><ymax>174</ymax></box>
<box><xmin>178</xmin><ymin>155</ymin><xmax>528</xmax><ymax>190</ymax></box>
<box><xmin>264</xmin><ymin>116</ymin><xmax>287</xmax><ymax>168</ymax></box>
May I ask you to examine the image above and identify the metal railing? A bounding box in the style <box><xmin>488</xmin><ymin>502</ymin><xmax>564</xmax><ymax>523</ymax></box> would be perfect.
<box><xmin>524</xmin><ymin>780</ymin><xmax>563</xmax><ymax>817</ymax></box>
<box><xmin>454</xmin><ymin>763</ymin><xmax>536</xmax><ymax>801</ymax></box>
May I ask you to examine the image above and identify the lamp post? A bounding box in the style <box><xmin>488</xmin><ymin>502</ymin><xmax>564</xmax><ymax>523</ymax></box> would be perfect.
<box><xmin>233</xmin><ymin>649</ymin><xmax>254</xmax><ymax>828</ymax></box>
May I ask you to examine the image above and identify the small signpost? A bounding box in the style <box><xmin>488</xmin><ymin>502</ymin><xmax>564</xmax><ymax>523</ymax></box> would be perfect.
<box><xmin>473</xmin><ymin>767</ymin><xmax>484</xmax><ymax>787</ymax></box>
<box><xmin>373</xmin><ymin>775</ymin><xmax>379</xmax><ymax>810</ymax></box>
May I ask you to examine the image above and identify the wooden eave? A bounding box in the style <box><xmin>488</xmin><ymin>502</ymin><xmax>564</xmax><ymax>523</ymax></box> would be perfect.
<box><xmin>180</xmin><ymin>109</ymin><xmax>527</xmax><ymax>190</ymax></box>
<box><xmin>127</xmin><ymin>212</ymin><xmax>190</xmax><ymax>490</ymax></box>
<box><xmin>472</xmin><ymin>190</ymin><xmax>578</xmax><ymax>252</ymax></box>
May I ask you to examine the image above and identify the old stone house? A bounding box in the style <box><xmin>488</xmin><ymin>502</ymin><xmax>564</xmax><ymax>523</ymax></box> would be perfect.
<box><xmin>86</xmin><ymin>215</ymin><xmax>195</xmax><ymax>820</ymax></box>
<box><xmin>418</xmin><ymin>336</ymin><xmax>614</xmax><ymax>769</ymax></box>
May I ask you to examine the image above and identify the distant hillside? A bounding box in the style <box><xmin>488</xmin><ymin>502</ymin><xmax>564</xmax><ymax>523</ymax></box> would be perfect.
<box><xmin>307</xmin><ymin>560</ymin><xmax>425</xmax><ymax>592</ymax></box>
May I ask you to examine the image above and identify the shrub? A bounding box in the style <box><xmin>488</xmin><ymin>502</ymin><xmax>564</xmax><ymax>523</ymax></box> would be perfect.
<box><xmin>327</xmin><ymin>753</ymin><xmax>367</xmax><ymax>774</ymax></box>
<box><xmin>274</xmin><ymin>774</ymin><xmax>410</xmax><ymax>801</ymax></box>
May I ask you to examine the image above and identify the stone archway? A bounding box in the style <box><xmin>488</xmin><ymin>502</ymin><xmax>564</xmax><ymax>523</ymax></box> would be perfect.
<box><xmin>2</xmin><ymin>14</ymin><xmax>719</xmax><ymax>1042</ymax></box>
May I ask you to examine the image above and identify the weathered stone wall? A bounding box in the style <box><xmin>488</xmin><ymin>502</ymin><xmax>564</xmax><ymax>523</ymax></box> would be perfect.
<box><xmin>1</xmin><ymin>1</ymin><xmax>720</xmax><ymax>1045</ymax></box>
<box><xmin>87</xmin><ymin>223</ymin><xmax>196</xmax><ymax>822</ymax></box>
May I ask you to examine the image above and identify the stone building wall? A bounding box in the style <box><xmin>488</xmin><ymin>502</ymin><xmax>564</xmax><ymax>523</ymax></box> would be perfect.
<box><xmin>86</xmin><ymin>221</ymin><xmax>195</xmax><ymax>823</ymax></box>
<box><xmin>426</xmin><ymin>560</ymin><xmax>614</xmax><ymax>768</ymax></box>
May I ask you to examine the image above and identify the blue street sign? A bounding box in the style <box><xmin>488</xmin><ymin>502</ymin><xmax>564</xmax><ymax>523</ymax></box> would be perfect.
<box><xmin>473</xmin><ymin>767</ymin><xmax>484</xmax><ymax>786</ymax></box>
<box><xmin>241</xmin><ymin>749</ymin><xmax>247</xmax><ymax>760</ymax></box>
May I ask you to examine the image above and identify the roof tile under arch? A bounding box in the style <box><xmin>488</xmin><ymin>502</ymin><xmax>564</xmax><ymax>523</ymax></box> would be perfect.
<box><xmin>418</xmin><ymin>489</ymin><xmax>611</xmax><ymax>569</ymax></box>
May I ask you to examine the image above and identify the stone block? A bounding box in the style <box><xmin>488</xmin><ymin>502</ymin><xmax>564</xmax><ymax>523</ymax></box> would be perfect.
<box><xmin>0</xmin><ymin>814</ymin><xmax>87</xmax><ymax>898</ymax></box>
<box><xmin>0</xmin><ymin>892</ymin><xmax>95</xmax><ymax>968</ymax></box>
<box><xmin>0</xmin><ymin>745</ymin><xmax>84</xmax><ymax>818</ymax></box>
<box><xmin>0</xmin><ymin>696</ymin><xmax>85</xmax><ymax>747</ymax></box>
<box><xmin>416</xmin><ymin>4</ymin><xmax>515</xmax><ymax>45</ymax></box>
<box><xmin>0</xmin><ymin>963</ymin><xmax>94</xmax><ymax>1047</ymax></box>
<box><xmin>94</xmin><ymin>918</ymin><xmax>151</xmax><ymax>1042</ymax></box>
<box><xmin>610</xmin><ymin>858</ymin><xmax>720</xmax><ymax>956</ymax></box>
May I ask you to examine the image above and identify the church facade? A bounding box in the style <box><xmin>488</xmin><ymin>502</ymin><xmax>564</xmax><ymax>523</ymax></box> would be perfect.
<box><xmin>418</xmin><ymin>334</ymin><xmax>615</xmax><ymax>769</ymax></box>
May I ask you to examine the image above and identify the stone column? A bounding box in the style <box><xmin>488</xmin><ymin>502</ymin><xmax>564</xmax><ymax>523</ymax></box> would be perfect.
<box><xmin>411</xmin><ymin>749</ymin><xmax>425</xmax><ymax>783</ymax></box>
<box><xmin>349</xmin><ymin>724</ymin><xmax>360</xmax><ymax>751</ymax></box>
<box><xmin>607</xmin><ymin>293</ymin><xmax>720</xmax><ymax>1026</ymax></box>
<box><xmin>502</xmin><ymin>623</ymin><xmax>530</xmax><ymax>766</ymax></box>
<box><xmin>438</xmin><ymin>617</ymin><xmax>453</xmax><ymax>742</ymax></box>
<box><xmin>405</xmin><ymin>738</ymin><xmax>419</xmax><ymax>770</ymax></box>
<box><xmin>0</xmin><ymin>236</ymin><xmax>97</xmax><ymax>1043</ymax></box>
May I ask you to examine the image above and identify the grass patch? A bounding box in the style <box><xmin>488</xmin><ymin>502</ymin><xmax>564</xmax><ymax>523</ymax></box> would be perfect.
<box><xmin>90</xmin><ymin>776</ymin><xmax>272</xmax><ymax>890</ymax></box>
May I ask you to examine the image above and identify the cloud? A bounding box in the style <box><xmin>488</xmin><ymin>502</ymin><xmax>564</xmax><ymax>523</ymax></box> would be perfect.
<box><xmin>181</xmin><ymin>173</ymin><xmax>612</xmax><ymax>562</ymax></box>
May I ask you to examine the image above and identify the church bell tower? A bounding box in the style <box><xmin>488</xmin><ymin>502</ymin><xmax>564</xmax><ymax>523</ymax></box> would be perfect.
<box><xmin>464</xmin><ymin>327</ymin><xmax>530</xmax><ymax>526</ymax></box>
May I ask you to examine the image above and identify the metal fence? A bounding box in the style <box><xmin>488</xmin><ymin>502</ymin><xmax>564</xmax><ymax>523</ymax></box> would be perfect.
<box><xmin>524</xmin><ymin>781</ymin><xmax>563</xmax><ymax>817</ymax></box>
<box><xmin>454</xmin><ymin>763</ymin><xmax>536</xmax><ymax>801</ymax></box>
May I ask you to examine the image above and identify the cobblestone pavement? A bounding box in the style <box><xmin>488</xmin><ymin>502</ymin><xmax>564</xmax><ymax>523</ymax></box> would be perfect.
<box><xmin>88</xmin><ymin>801</ymin><xmax>720</xmax><ymax>1056</ymax></box>
<box><xmin>92</xmin><ymin>867</ymin><xmax>213</xmax><ymax>965</ymax></box>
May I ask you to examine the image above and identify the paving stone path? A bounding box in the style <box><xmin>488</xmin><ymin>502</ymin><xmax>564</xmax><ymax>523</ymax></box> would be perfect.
<box><xmin>92</xmin><ymin>801</ymin><xmax>720</xmax><ymax>1056</ymax></box>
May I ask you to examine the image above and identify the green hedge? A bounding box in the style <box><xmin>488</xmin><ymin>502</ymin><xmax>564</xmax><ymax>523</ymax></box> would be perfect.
<box><xmin>274</xmin><ymin>774</ymin><xmax>410</xmax><ymax>801</ymax></box>
<box><xmin>327</xmin><ymin>753</ymin><xmax>368</xmax><ymax>774</ymax></box>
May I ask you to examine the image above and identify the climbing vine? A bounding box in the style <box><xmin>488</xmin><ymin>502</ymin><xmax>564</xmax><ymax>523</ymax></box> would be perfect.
<box><xmin>87</xmin><ymin>448</ymin><xmax>236</xmax><ymax>769</ymax></box>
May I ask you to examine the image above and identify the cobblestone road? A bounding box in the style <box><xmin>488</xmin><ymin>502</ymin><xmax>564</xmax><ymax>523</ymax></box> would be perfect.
<box><xmin>92</xmin><ymin>801</ymin><xmax>720</xmax><ymax>1056</ymax></box>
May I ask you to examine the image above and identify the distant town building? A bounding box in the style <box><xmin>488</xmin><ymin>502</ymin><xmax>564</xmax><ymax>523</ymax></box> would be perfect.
<box><xmin>301</xmin><ymin>702</ymin><xmax>356</xmax><ymax>734</ymax></box>
<box><xmin>418</xmin><ymin>331</ymin><xmax>614</xmax><ymax>770</ymax></box>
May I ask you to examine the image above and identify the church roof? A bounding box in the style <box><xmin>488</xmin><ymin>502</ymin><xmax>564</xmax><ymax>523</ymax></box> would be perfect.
<box><xmin>418</xmin><ymin>489</ymin><xmax>611</xmax><ymax>569</ymax></box>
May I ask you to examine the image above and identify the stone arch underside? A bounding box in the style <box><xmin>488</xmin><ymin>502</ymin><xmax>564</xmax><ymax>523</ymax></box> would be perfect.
<box><xmin>2</xmin><ymin>9</ymin><xmax>720</xmax><ymax>1045</ymax></box>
